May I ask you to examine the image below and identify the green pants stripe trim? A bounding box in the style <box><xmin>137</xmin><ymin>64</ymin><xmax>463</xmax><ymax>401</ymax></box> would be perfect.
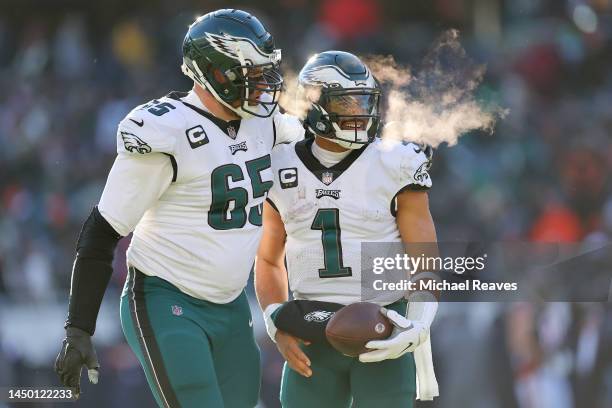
<box><xmin>127</xmin><ymin>267</ymin><xmax>181</xmax><ymax>408</ymax></box>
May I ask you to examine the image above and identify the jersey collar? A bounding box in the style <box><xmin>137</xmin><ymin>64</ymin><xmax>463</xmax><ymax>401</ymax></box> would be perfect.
<box><xmin>167</xmin><ymin>91</ymin><xmax>241</xmax><ymax>139</ymax></box>
<box><xmin>294</xmin><ymin>137</ymin><xmax>367</xmax><ymax>185</ymax></box>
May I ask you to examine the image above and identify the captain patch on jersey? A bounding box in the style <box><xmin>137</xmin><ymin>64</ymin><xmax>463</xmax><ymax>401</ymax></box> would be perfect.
<box><xmin>266</xmin><ymin>137</ymin><xmax>433</xmax><ymax>305</ymax></box>
<box><xmin>100</xmin><ymin>90</ymin><xmax>303</xmax><ymax>304</ymax></box>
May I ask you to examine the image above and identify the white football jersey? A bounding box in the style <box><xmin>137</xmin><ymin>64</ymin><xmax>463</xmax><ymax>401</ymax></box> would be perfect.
<box><xmin>98</xmin><ymin>91</ymin><xmax>304</xmax><ymax>303</ymax></box>
<box><xmin>267</xmin><ymin>137</ymin><xmax>432</xmax><ymax>305</ymax></box>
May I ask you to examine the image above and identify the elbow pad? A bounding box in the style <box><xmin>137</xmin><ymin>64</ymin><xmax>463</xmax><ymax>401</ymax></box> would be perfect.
<box><xmin>65</xmin><ymin>206</ymin><xmax>121</xmax><ymax>335</ymax></box>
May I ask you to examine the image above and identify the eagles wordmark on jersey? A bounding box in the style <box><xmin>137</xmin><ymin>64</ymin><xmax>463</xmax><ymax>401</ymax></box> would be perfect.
<box><xmin>257</xmin><ymin>50</ymin><xmax>439</xmax><ymax>408</ymax></box>
<box><xmin>56</xmin><ymin>9</ymin><xmax>306</xmax><ymax>407</ymax></box>
<box><xmin>99</xmin><ymin>90</ymin><xmax>303</xmax><ymax>303</ymax></box>
<box><xmin>267</xmin><ymin>137</ymin><xmax>432</xmax><ymax>305</ymax></box>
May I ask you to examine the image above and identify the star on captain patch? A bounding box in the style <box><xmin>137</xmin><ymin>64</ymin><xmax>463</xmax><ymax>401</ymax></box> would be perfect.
<box><xmin>321</xmin><ymin>171</ymin><xmax>334</xmax><ymax>185</ymax></box>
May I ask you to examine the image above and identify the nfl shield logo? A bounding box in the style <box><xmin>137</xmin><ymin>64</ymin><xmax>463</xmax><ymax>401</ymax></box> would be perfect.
<box><xmin>171</xmin><ymin>305</ymin><xmax>183</xmax><ymax>316</ymax></box>
<box><xmin>321</xmin><ymin>171</ymin><xmax>334</xmax><ymax>185</ymax></box>
<box><xmin>227</xmin><ymin>125</ymin><xmax>237</xmax><ymax>139</ymax></box>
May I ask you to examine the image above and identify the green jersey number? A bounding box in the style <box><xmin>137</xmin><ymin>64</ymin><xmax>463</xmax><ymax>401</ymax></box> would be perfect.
<box><xmin>311</xmin><ymin>208</ymin><xmax>352</xmax><ymax>278</ymax></box>
<box><xmin>208</xmin><ymin>155</ymin><xmax>272</xmax><ymax>230</ymax></box>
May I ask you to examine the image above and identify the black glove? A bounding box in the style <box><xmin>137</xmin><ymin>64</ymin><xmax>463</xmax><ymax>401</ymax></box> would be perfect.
<box><xmin>54</xmin><ymin>327</ymin><xmax>100</xmax><ymax>398</ymax></box>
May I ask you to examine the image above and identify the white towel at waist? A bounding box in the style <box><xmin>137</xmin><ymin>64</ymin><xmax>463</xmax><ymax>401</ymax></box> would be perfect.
<box><xmin>414</xmin><ymin>335</ymin><xmax>439</xmax><ymax>401</ymax></box>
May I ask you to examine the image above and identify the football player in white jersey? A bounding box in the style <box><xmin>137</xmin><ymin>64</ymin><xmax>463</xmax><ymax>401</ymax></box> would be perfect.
<box><xmin>54</xmin><ymin>9</ymin><xmax>304</xmax><ymax>408</ymax></box>
<box><xmin>255</xmin><ymin>51</ymin><xmax>439</xmax><ymax>407</ymax></box>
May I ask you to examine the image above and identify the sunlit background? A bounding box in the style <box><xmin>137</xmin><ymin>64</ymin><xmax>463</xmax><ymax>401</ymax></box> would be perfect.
<box><xmin>0</xmin><ymin>0</ymin><xmax>611</xmax><ymax>407</ymax></box>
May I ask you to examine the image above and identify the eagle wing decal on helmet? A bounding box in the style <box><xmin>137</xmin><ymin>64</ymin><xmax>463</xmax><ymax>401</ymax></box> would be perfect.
<box><xmin>204</xmin><ymin>32</ymin><xmax>241</xmax><ymax>59</ymax></box>
<box><xmin>204</xmin><ymin>32</ymin><xmax>276</xmax><ymax>64</ymax></box>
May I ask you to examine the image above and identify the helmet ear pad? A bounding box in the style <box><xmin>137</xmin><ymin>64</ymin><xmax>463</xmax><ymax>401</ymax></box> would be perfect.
<box><xmin>212</xmin><ymin>68</ymin><xmax>228</xmax><ymax>84</ymax></box>
<box><xmin>203</xmin><ymin>64</ymin><xmax>242</xmax><ymax>104</ymax></box>
<box><xmin>305</xmin><ymin>106</ymin><xmax>334</xmax><ymax>137</ymax></box>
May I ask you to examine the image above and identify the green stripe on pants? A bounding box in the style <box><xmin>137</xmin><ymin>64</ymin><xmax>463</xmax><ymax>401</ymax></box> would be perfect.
<box><xmin>120</xmin><ymin>268</ymin><xmax>261</xmax><ymax>408</ymax></box>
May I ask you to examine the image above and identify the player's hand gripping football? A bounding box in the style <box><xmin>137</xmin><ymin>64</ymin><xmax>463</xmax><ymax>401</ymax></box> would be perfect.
<box><xmin>54</xmin><ymin>327</ymin><xmax>100</xmax><ymax>398</ymax></box>
<box><xmin>359</xmin><ymin>308</ymin><xmax>429</xmax><ymax>363</ymax></box>
<box><xmin>275</xmin><ymin>330</ymin><xmax>312</xmax><ymax>377</ymax></box>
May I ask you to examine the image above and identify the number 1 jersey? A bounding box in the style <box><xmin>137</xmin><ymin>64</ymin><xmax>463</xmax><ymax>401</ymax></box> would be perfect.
<box><xmin>267</xmin><ymin>137</ymin><xmax>433</xmax><ymax>305</ymax></box>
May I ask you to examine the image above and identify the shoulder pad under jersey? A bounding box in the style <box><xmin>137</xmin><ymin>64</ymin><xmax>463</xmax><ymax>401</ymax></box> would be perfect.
<box><xmin>116</xmin><ymin>96</ymin><xmax>185</xmax><ymax>155</ymax></box>
<box><xmin>377</xmin><ymin>139</ymin><xmax>433</xmax><ymax>191</ymax></box>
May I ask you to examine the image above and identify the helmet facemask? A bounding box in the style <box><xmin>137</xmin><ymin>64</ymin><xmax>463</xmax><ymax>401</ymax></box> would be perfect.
<box><xmin>305</xmin><ymin>86</ymin><xmax>381</xmax><ymax>149</ymax></box>
<box><xmin>229</xmin><ymin>60</ymin><xmax>283</xmax><ymax>117</ymax></box>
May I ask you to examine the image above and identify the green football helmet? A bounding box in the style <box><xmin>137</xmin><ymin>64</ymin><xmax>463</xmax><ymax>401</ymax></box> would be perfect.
<box><xmin>182</xmin><ymin>9</ymin><xmax>282</xmax><ymax>118</ymax></box>
<box><xmin>298</xmin><ymin>51</ymin><xmax>381</xmax><ymax>149</ymax></box>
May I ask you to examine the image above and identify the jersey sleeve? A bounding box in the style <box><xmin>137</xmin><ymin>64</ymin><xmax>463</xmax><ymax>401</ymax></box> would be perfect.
<box><xmin>273</xmin><ymin>112</ymin><xmax>305</xmax><ymax>145</ymax></box>
<box><xmin>99</xmin><ymin>109</ymin><xmax>176</xmax><ymax>235</ymax></box>
<box><xmin>385</xmin><ymin>142</ymin><xmax>433</xmax><ymax>217</ymax></box>
<box><xmin>266</xmin><ymin>155</ymin><xmax>282</xmax><ymax>213</ymax></box>
<box><xmin>116</xmin><ymin>109</ymin><xmax>176</xmax><ymax>155</ymax></box>
<box><xmin>266</xmin><ymin>143</ymin><xmax>293</xmax><ymax>213</ymax></box>
<box><xmin>397</xmin><ymin>142</ymin><xmax>433</xmax><ymax>192</ymax></box>
<box><xmin>98</xmin><ymin>153</ymin><xmax>174</xmax><ymax>236</ymax></box>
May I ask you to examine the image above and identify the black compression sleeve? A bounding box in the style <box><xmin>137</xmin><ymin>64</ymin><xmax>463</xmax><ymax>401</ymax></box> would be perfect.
<box><xmin>273</xmin><ymin>300</ymin><xmax>344</xmax><ymax>343</ymax></box>
<box><xmin>65</xmin><ymin>206</ymin><xmax>121</xmax><ymax>335</ymax></box>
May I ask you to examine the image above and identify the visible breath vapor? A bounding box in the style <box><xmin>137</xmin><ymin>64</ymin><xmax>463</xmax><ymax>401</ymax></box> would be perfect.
<box><xmin>278</xmin><ymin>68</ymin><xmax>320</xmax><ymax>119</ymax></box>
<box><xmin>364</xmin><ymin>29</ymin><xmax>507</xmax><ymax>148</ymax></box>
<box><xmin>363</xmin><ymin>55</ymin><xmax>412</xmax><ymax>86</ymax></box>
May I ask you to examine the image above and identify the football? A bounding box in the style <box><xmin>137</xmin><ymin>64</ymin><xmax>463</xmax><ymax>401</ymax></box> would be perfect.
<box><xmin>325</xmin><ymin>302</ymin><xmax>393</xmax><ymax>357</ymax></box>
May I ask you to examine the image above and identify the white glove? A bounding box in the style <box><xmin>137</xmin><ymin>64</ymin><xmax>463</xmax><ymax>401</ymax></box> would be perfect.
<box><xmin>359</xmin><ymin>309</ymin><xmax>428</xmax><ymax>362</ymax></box>
<box><xmin>359</xmin><ymin>291</ymin><xmax>437</xmax><ymax>363</ymax></box>
<box><xmin>263</xmin><ymin>303</ymin><xmax>283</xmax><ymax>342</ymax></box>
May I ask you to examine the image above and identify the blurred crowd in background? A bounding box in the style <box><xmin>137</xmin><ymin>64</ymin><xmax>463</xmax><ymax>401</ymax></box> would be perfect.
<box><xmin>0</xmin><ymin>0</ymin><xmax>611</xmax><ymax>407</ymax></box>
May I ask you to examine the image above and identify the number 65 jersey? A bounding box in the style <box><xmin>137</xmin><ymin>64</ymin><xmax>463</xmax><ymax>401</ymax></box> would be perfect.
<box><xmin>267</xmin><ymin>137</ymin><xmax>432</xmax><ymax>305</ymax></box>
<box><xmin>98</xmin><ymin>91</ymin><xmax>303</xmax><ymax>303</ymax></box>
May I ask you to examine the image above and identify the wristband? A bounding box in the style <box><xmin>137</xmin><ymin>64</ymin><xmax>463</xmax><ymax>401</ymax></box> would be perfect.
<box><xmin>263</xmin><ymin>303</ymin><xmax>283</xmax><ymax>342</ymax></box>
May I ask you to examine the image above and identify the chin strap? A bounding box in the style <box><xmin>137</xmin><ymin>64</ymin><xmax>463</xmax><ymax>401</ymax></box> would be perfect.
<box><xmin>333</xmin><ymin>138</ymin><xmax>368</xmax><ymax>150</ymax></box>
<box><xmin>331</xmin><ymin>126</ymin><xmax>371</xmax><ymax>148</ymax></box>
